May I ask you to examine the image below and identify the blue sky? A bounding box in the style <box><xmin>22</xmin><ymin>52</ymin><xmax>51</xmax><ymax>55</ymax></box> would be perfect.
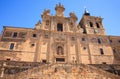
<box><xmin>0</xmin><ymin>0</ymin><xmax>120</xmax><ymax>36</ymax></box>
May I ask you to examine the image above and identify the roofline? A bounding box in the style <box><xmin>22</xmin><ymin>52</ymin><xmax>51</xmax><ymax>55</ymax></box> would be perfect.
<box><xmin>3</xmin><ymin>26</ymin><xmax>34</xmax><ymax>30</ymax></box>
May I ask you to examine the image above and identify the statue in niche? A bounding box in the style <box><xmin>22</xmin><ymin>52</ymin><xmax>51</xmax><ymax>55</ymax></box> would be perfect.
<box><xmin>57</xmin><ymin>46</ymin><xmax>64</xmax><ymax>55</ymax></box>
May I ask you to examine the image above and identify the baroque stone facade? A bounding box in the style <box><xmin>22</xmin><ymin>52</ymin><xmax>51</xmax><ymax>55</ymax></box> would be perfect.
<box><xmin>0</xmin><ymin>3</ymin><xmax>120</xmax><ymax>79</ymax></box>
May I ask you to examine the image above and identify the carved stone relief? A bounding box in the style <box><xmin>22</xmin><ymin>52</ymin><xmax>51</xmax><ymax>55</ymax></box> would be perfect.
<box><xmin>55</xmin><ymin>43</ymin><xmax>64</xmax><ymax>56</ymax></box>
<box><xmin>18</xmin><ymin>32</ymin><xmax>27</xmax><ymax>38</ymax></box>
<box><xmin>44</xmin><ymin>34</ymin><xmax>49</xmax><ymax>39</ymax></box>
<box><xmin>57</xmin><ymin>46</ymin><xmax>64</xmax><ymax>55</ymax></box>
<box><xmin>90</xmin><ymin>37</ymin><xmax>97</xmax><ymax>43</ymax></box>
<box><xmin>71</xmin><ymin>36</ymin><xmax>76</xmax><ymax>41</ymax></box>
<box><xmin>100</xmin><ymin>37</ymin><xmax>108</xmax><ymax>44</ymax></box>
<box><xmin>45</xmin><ymin>20</ymin><xmax>50</xmax><ymax>29</ymax></box>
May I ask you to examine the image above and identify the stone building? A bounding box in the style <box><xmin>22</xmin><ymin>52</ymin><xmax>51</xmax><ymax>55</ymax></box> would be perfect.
<box><xmin>0</xmin><ymin>3</ymin><xmax>120</xmax><ymax>79</ymax></box>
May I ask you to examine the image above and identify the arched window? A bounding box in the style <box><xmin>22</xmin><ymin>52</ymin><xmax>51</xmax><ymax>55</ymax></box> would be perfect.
<box><xmin>57</xmin><ymin>46</ymin><xmax>64</xmax><ymax>55</ymax></box>
<box><xmin>100</xmin><ymin>48</ymin><xmax>104</xmax><ymax>55</ymax></box>
<box><xmin>113</xmin><ymin>48</ymin><xmax>116</xmax><ymax>53</ymax></box>
<box><xmin>57</xmin><ymin>23</ymin><xmax>63</xmax><ymax>31</ymax></box>
<box><xmin>46</xmin><ymin>20</ymin><xmax>49</xmax><ymax>25</ymax></box>
<box><xmin>89</xmin><ymin>22</ymin><xmax>93</xmax><ymax>27</ymax></box>
<box><xmin>98</xmin><ymin>38</ymin><xmax>101</xmax><ymax>44</ymax></box>
<box><xmin>96</xmin><ymin>23</ymin><xmax>100</xmax><ymax>28</ymax></box>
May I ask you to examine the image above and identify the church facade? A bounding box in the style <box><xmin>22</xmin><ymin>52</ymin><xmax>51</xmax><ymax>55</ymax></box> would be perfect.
<box><xmin>0</xmin><ymin>3</ymin><xmax>120</xmax><ymax>79</ymax></box>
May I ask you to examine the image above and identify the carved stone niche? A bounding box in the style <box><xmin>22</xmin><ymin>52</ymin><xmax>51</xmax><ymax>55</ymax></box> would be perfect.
<box><xmin>55</xmin><ymin>43</ymin><xmax>64</xmax><ymax>56</ymax></box>
<box><xmin>69</xmin><ymin>26</ymin><xmax>74</xmax><ymax>31</ymax></box>
<box><xmin>45</xmin><ymin>20</ymin><xmax>50</xmax><ymax>29</ymax></box>
<box><xmin>69</xmin><ymin>21</ymin><xmax>74</xmax><ymax>28</ymax></box>
<box><xmin>55</xmin><ymin>36</ymin><xmax>66</xmax><ymax>42</ymax></box>
<box><xmin>57</xmin><ymin>46</ymin><xmax>64</xmax><ymax>55</ymax></box>
<box><xmin>71</xmin><ymin>36</ymin><xmax>76</xmax><ymax>41</ymax></box>
<box><xmin>44</xmin><ymin>34</ymin><xmax>49</xmax><ymax>39</ymax></box>
<box><xmin>69</xmin><ymin>22</ymin><xmax>75</xmax><ymax>31</ymax></box>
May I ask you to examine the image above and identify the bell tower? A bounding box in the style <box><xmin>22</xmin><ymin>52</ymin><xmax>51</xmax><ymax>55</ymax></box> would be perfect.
<box><xmin>79</xmin><ymin>9</ymin><xmax>106</xmax><ymax>35</ymax></box>
<box><xmin>55</xmin><ymin>3</ymin><xmax>65</xmax><ymax>17</ymax></box>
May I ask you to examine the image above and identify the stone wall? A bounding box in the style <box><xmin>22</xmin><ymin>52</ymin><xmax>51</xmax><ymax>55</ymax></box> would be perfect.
<box><xmin>14</xmin><ymin>64</ymin><xmax>120</xmax><ymax>79</ymax></box>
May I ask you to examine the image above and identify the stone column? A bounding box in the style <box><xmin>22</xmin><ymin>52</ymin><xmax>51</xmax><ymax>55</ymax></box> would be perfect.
<box><xmin>66</xmin><ymin>35</ymin><xmax>70</xmax><ymax>63</ymax></box>
<box><xmin>34</xmin><ymin>33</ymin><xmax>41</xmax><ymax>62</ymax></box>
<box><xmin>76</xmin><ymin>36</ymin><xmax>82</xmax><ymax>64</ymax></box>
<box><xmin>0</xmin><ymin>62</ymin><xmax>6</xmax><ymax>78</ymax></box>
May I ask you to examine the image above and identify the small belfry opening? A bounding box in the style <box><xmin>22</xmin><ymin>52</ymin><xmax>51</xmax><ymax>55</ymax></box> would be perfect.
<box><xmin>96</xmin><ymin>23</ymin><xmax>100</xmax><ymax>28</ymax></box>
<box><xmin>46</xmin><ymin>20</ymin><xmax>50</xmax><ymax>26</ymax></box>
<box><xmin>89</xmin><ymin>22</ymin><xmax>93</xmax><ymax>27</ymax></box>
<box><xmin>57</xmin><ymin>23</ymin><xmax>63</xmax><ymax>31</ymax></box>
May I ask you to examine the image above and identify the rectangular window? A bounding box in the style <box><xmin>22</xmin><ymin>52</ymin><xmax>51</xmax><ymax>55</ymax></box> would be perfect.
<box><xmin>10</xmin><ymin>43</ymin><xmax>14</xmax><ymax>50</ymax></box>
<box><xmin>44</xmin><ymin>35</ymin><xmax>49</xmax><ymax>38</ymax></box>
<box><xmin>6</xmin><ymin>58</ymin><xmax>11</xmax><ymax>61</ymax></box>
<box><xmin>42</xmin><ymin>60</ymin><xmax>47</xmax><ymax>63</ymax></box>
<box><xmin>31</xmin><ymin>43</ymin><xmax>35</xmax><ymax>47</ymax></box>
<box><xmin>109</xmin><ymin>40</ymin><xmax>112</xmax><ymax>43</ymax></box>
<box><xmin>102</xmin><ymin>62</ymin><xmax>106</xmax><ymax>64</ymax></box>
<box><xmin>33</xmin><ymin>34</ymin><xmax>37</xmax><ymax>37</ymax></box>
<box><xmin>13</xmin><ymin>32</ymin><xmax>17</xmax><ymax>38</ymax></box>
<box><xmin>96</xmin><ymin>23</ymin><xmax>100</xmax><ymax>28</ymax></box>
<box><xmin>83</xmin><ymin>29</ymin><xmax>86</xmax><ymax>34</ymax></box>
<box><xmin>118</xmin><ymin>40</ymin><xmax>120</xmax><ymax>43</ymax></box>
<box><xmin>56</xmin><ymin>58</ymin><xmax>65</xmax><ymax>62</ymax></box>
<box><xmin>71</xmin><ymin>37</ymin><xmax>75</xmax><ymax>41</ymax></box>
<box><xmin>100</xmin><ymin>48</ymin><xmax>104</xmax><ymax>55</ymax></box>
<box><xmin>89</xmin><ymin>22</ymin><xmax>93</xmax><ymax>27</ymax></box>
<box><xmin>57</xmin><ymin>23</ymin><xmax>63</xmax><ymax>31</ymax></box>
<box><xmin>98</xmin><ymin>38</ymin><xmax>101</xmax><ymax>44</ymax></box>
<box><xmin>82</xmin><ymin>38</ymin><xmax>85</xmax><ymax>41</ymax></box>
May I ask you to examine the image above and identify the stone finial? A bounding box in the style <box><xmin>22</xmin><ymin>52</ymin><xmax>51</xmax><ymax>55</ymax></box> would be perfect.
<box><xmin>55</xmin><ymin>3</ymin><xmax>65</xmax><ymax>11</ymax></box>
<box><xmin>35</xmin><ymin>20</ymin><xmax>41</xmax><ymax>26</ymax></box>
<box><xmin>43</xmin><ymin>9</ymin><xmax>50</xmax><ymax>15</ymax></box>
<box><xmin>84</xmin><ymin>7</ymin><xmax>90</xmax><ymax>16</ymax></box>
<box><xmin>41</xmin><ymin>9</ymin><xmax>50</xmax><ymax>18</ymax></box>
<box><xmin>34</xmin><ymin>20</ymin><xmax>41</xmax><ymax>29</ymax></box>
<box><xmin>69</xmin><ymin>12</ymin><xmax>78</xmax><ymax>21</ymax></box>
